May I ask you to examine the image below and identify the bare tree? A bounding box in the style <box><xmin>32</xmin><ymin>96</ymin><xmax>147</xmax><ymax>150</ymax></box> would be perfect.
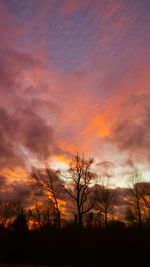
<box><xmin>29</xmin><ymin>202</ymin><xmax>43</xmax><ymax>229</ymax></box>
<box><xmin>95</xmin><ymin>180</ymin><xmax>116</xmax><ymax>230</ymax></box>
<box><xmin>11</xmin><ymin>200</ymin><xmax>25</xmax><ymax>217</ymax></box>
<box><xmin>31</xmin><ymin>167</ymin><xmax>63</xmax><ymax>228</ymax></box>
<box><xmin>0</xmin><ymin>200</ymin><xmax>14</xmax><ymax>227</ymax></box>
<box><xmin>138</xmin><ymin>182</ymin><xmax>150</xmax><ymax>210</ymax></box>
<box><xmin>0</xmin><ymin>200</ymin><xmax>25</xmax><ymax>228</ymax></box>
<box><xmin>63</xmin><ymin>153</ymin><xmax>97</xmax><ymax>229</ymax></box>
<box><xmin>127</xmin><ymin>170</ymin><xmax>142</xmax><ymax>229</ymax></box>
<box><xmin>135</xmin><ymin>182</ymin><xmax>150</xmax><ymax>227</ymax></box>
<box><xmin>28</xmin><ymin>199</ymin><xmax>56</xmax><ymax>230</ymax></box>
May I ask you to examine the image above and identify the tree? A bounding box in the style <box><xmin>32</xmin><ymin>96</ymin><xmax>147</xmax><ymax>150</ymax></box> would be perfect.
<box><xmin>0</xmin><ymin>199</ymin><xmax>24</xmax><ymax>228</ymax></box>
<box><xmin>0</xmin><ymin>200</ymin><xmax>14</xmax><ymax>228</ymax></box>
<box><xmin>127</xmin><ymin>170</ymin><xmax>142</xmax><ymax>229</ymax></box>
<box><xmin>28</xmin><ymin>199</ymin><xmax>56</xmax><ymax>230</ymax></box>
<box><xmin>13</xmin><ymin>209</ymin><xmax>28</xmax><ymax>233</ymax></box>
<box><xmin>138</xmin><ymin>182</ymin><xmax>150</xmax><ymax>210</ymax></box>
<box><xmin>63</xmin><ymin>153</ymin><xmax>97</xmax><ymax>229</ymax></box>
<box><xmin>95</xmin><ymin>181</ymin><xmax>116</xmax><ymax>230</ymax></box>
<box><xmin>31</xmin><ymin>167</ymin><xmax>63</xmax><ymax>228</ymax></box>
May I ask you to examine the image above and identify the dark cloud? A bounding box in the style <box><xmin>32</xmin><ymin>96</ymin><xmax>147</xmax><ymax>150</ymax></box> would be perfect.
<box><xmin>0</xmin><ymin>108</ymin><xmax>25</xmax><ymax>168</ymax></box>
<box><xmin>17</xmin><ymin>109</ymin><xmax>55</xmax><ymax>160</ymax></box>
<box><xmin>0</xmin><ymin>104</ymin><xmax>59</xmax><ymax>166</ymax></box>
<box><xmin>109</xmin><ymin>92</ymin><xmax>150</xmax><ymax>159</ymax></box>
<box><xmin>0</xmin><ymin>48</ymin><xmax>43</xmax><ymax>94</ymax></box>
<box><xmin>0</xmin><ymin>180</ymin><xmax>31</xmax><ymax>204</ymax></box>
<box><xmin>96</xmin><ymin>161</ymin><xmax>114</xmax><ymax>169</ymax></box>
<box><xmin>0</xmin><ymin>47</ymin><xmax>62</xmax><ymax>165</ymax></box>
<box><xmin>96</xmin><ymin>161</ymin><xmax>115</xmax><ymax>178</ymax></box>
<box><xmin>9</xmin><ymin>181</ymin><xmax>31</xmax><ymax>202</ymax></box>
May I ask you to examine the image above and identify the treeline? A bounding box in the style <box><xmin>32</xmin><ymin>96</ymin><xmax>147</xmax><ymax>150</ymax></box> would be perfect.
<box><xmin>0</xmin><ymin>212</ymin><xmax>149</xmax><ymax>266</ymax></box>
<box><xmin>0</xmin><ymin>154</ymin><xmax>150</xmax><ymax>266</ymax></box>
<box><xmin>0</xmin><ymin>154</ymin><xmax>150</xmax><ymax>231</ymax></box>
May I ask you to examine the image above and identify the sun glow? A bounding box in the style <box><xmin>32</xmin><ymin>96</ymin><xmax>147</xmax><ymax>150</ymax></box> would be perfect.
<box><xmin>91</xmin><ymin>116</ymin><xmax>110</xmax><ymax>137</ymax></box>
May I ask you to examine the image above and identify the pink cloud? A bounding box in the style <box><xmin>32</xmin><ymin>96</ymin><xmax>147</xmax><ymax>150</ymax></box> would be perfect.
<box><xmin>0</xmin><ymin>0</ymin><xmax>149</xmax><ymax>190</ymax></box>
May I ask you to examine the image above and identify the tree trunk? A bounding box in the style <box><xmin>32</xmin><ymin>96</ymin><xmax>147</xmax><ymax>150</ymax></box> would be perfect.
<box><xmin>105</xmin><ymin>209</ymin><xmax>108</xmax><ymax>231</ymax></box>
<box><xmin>136</xmin><ymin>196</ymin><xmax>142</xmax><ymax>230</ymax></box>
<box><xmin>56</xmin><ymin>206</ymin><xmax>61</xmax><ymax>228</ymax></box>
<box><xmin>135</xmin><ymin>187</ymin><xmax>142</xmax><ymax>230</ymax></box>
<box><xmin>77</xmin><ymin>203</ymin><xmax>82</xmax><ymax>229</ymax></box>
<box><xmin>74</xmin><ymin>214</ymin><xmax>77</xmax><ymax>228</ymax></box>
<box><xmin>55</xmin><ymin>197</ymin><xmax>61</xmax><ymax>228</ymax></box>
<box><xmin>78</xmin><ymin>213</ymin><xmax>83</xmax><ymax>229</ymax></box>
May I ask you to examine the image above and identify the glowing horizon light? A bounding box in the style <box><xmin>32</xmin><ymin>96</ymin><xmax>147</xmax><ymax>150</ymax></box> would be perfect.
<box><xmin>50</xmin><ymin>156</ymin><xmax>69</xmax><ymax>171</ymax></box>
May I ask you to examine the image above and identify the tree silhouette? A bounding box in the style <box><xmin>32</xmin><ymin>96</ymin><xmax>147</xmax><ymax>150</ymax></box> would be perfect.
<box><xmin>28</xmin><ymin>199</ymin><xmax>56</xmax><ymax>230</ymax></box>
<box><xmin>127</xmin><ymin>173</ymin><xmax>150</xmax><ymax>228</ymax></box>
<box><xmin>13</xmin><ymin>209</ymin><xmax>28</xmax><ymax>233</ymax></box>
<box><xmin>31</xmin><ymin>167</ymin><xmax>63</xmax><ymax>228</ymax></box>
<box><xmin>127</xmin><ymin>170</ymin><xmax>142</xmax><ymax>229</ymax></box>
<box><xmin>95</xmin><ymin>182</ymin><xmax>116</xmax><ymax>230</ymax></box>
<box><xmin>0</xmin><ymin>200</ymin><xmax>14</xmax><ymax>228</ymax></box>
<box><xmin>63</xmin><ymin>153</ymin><xmax>97</xmax><ymax>228</ymax></box>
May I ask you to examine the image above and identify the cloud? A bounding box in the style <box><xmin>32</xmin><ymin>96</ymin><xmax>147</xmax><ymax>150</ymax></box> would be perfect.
<box><xmin>0</xmin><ymin>44</ymin><xmax>63</xmax><ymax>166</ymax></box>
<box><xmin>123</xmin><ymin>158</ymin><xmax>135</xmax><ymax>169</ymax></box>
<box><xmin>0</xmin><ymin>180</ymin><xmax>31</xmax><ymax>203</ymax></box>
<box><xmin>17</xmin><ymin>108</ymin><xmax>56</xmax><ymax>159</ymax></box>
<box><xmin>0</xmin><ymin>104</ymin><xmax>61</xmax><ymax>166</ymax></box>
<box><xmin>0</xmin><ymin>175</ymin><xmax>6</xmax><ymax>189</ymax></box>
<box><xmin>96</xmin><ymin>161</ymin><xmax>114</xmax><ymax>169</ymax></box>
<box><xmin>109</xmin><ymin>92</ymin><xmax>150</xmax><ymax>155</ymax></box>
<box><xmin>0</xmin><ymin>0</ymin><xmax>149</xmax><ymax>197</ymax></box>
<box><xmin>0</xmin><ymin>107</ymin><xmax>25</xmax><ymax>169</ymax></box>
<box><xmin>60</xmin><ymin>0</ymin><xmax>87</xmax><ymax>18</ymax></box>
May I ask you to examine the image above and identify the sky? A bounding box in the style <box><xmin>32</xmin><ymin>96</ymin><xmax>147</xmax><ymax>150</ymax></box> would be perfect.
<box><xmin>0</xmin><ymin>0</ymin><xmax>150</xmax><ymax>198</ymax></box>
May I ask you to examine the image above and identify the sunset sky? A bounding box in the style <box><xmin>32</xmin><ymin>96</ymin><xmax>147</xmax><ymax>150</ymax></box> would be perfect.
<box><xmin>0</xmin><ymin>0</ymin><xmax>150</xmax><ymax>198</ymax></box>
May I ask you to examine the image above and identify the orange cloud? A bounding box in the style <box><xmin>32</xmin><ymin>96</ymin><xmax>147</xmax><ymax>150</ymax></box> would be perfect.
<box><xmin>84</xmin><ymin>115</ymin><xmax>110</xmax><ymax>137</ymax></box>
<box><xmin>1</xmin><ymin>167</ymin><xmax>28</xmax><ymax>184</ymax></box>
<box><xmin>55</xmin><ymin>156</ymin><xmax>70</xmax><ymax>165</ymax></box>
